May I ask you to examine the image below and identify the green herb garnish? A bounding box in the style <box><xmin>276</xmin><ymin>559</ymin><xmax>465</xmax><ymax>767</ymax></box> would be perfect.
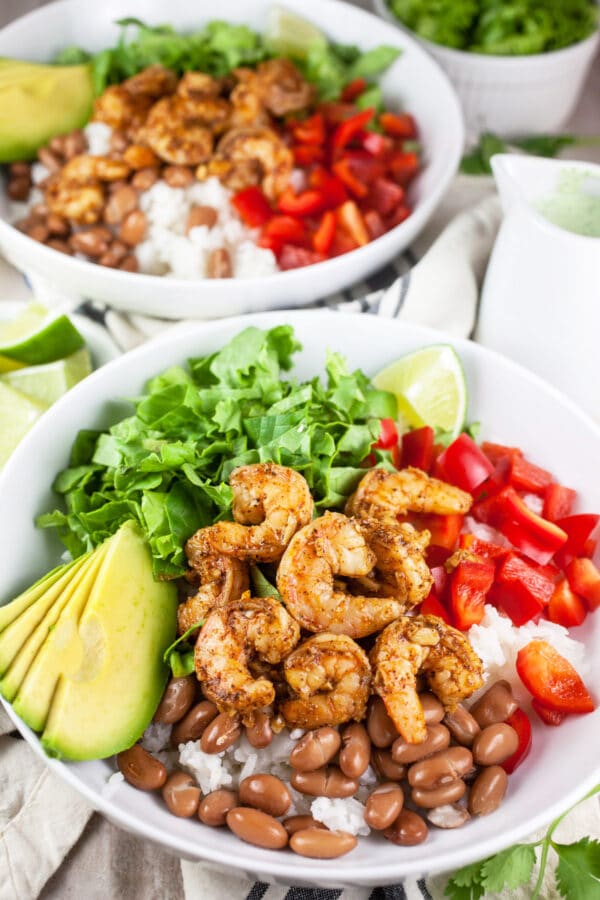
<box><xmin>163</xmin><ymin>620</ymin><xmax>203</xmax><ymax>677</ymax></box>
<box><xmin>460</xmin><ymin>131</ymin><xmax>600</xmax><ymax>175</ymax></box>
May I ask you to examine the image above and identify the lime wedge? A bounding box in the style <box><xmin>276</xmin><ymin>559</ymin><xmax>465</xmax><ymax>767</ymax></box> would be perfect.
<box><xmin>0</xmin><ymin>381</ymin><xmax>48</xmax><ymax>467</ymax></box>
<box><xmin>373</xmin><ymin>344</ymin><xmax>467</xmax><ymax>440</ymax></box>
<box><xmin>0</xmin><ymin>354</ymin><xmax>26</xmax><ymax>374</ymax></box>
<box><xmin>264</xmin><ymin>5</ymin><xmax>327</xmax><ymax>58</ymax></box>
<box><xmin>0</xmin><ymin>304</ymin><xmax>85</xmax><ymax>365</ymax></box>
<box><xmin>0</xmin><ymin>348</ymin><xmax>92</xmax><ymax>405</ymax></box>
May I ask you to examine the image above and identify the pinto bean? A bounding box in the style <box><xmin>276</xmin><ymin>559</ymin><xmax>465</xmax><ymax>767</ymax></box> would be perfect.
<box><xmin>131</xmin><ymin>167</ymin><xmax>160</xmax><ymax>191</ymax></box>
<box><xmin>371</xmin><ymin>748</ymin><xmax>406</xmax><ymax>782</ymax></box>
<box><xmin>239</xmin><ymin>774</ymin><xmax>291</xmax><ymax>818</ymax></box>
<box><xmin>468</xmin><ymin>766</ymin><xmax>508</xmax><ymax>816</ymax></box>
<box><xmin>289</xmin><ymin>727</ymin><xmax>341</xmax><ymax>772</ymax></box>
<box><xmin>339</xmin><ymin>723</ymin><xmax>371</xmax><ymax>778</ymax></box>
<box><xmin>427</xmin><ymin>803</ymin><xmax>470</xmax><ymax>829</ymax></box>
<box><xmin>109</xmin><ymin>131</ymin><xmax>129</xmax><ymax>153</ymax></box>
<box><xmin>162</xmin><ymin>772</ymin><xmax>201</xmax><ymax>818</ymax></box>
<box><xmin>37</xmin><ymin>147</ymin><xmax>62</xmax><ymax>172</ymax></box>
<box><xmin>9</xmin><ymin>162</ymin><xmax>31</xmax><ymax>178</ymax></box>
<box><xmin>163</xmin><ymin>165</ymin><xmax>194</xmax><ymax>187</ymax></box>
<box><xmin>367</xmin><ymin>696</ymin><xmax>398</xmax><ymax>748</ymax></box>
<box><xmin>171</xmin><ymin>700</ymin><xmax>218</xmax><ymax>746</ymax></box>
<box><xmin>46</xmin><ymin>213</ymin><xmax>70</xmax><ymax>236</ymax></box>
<box><xmin>46</xmin><ymin>238</ymin><xmax>72</xmax><ymax>254</ymax></box>
<box><xmin>119</xmin><ymin>253</ymin><xmax>139</xmax><ymax>272</ymax></box>
<box><xmin>200</xmin><ymin>712</ymin><xmax>241</xmax><ymax>754</ymax></box>
<box><xmin>98</xmin><ymin>240</ymin><xmax>129</xmax><ymax>268</ymax></box>
<box><xmin>123</xmin><ymin>144</ymin><xmax>159</xmax><ymax>169</ymax></box>
<box><xmin>408</xmin><ymin>747</ymin><xmax>474</xmax><ymax>790</ymax></box>
<box><xmin>391</xmin><ymin>724</ymin><xmax>450</xmax><ymax>764</ymax></box>
<box><xmin>444</xmin><ymin>704</ymin><xmax>481</xmax><ymax>747</ymax></box>
<box><xmin>384</xmin><ymin>809</ymin><xmax>428</xmax><ymax>846</ymax></box>
<box><xmin>472</xmin><ymin>723</ymin><xmax>519</xmax><ymax>766</ymax></box>
<box><xmin>470</xmin><ymin>681</ymin><xmax>518</xmax><ymax>728</ymax></box>
<box><xmin>290</xmin><ymin>766</ymin><xmax>359</xmax><ymax>799</ymax></box>
<box><xmin>104</xmin><ymin>185</ymin><xmax>139</xmax><ymax>225</ymax></box>
<box><xmin>186</xmin><ymin>204</ymin><xmax>218</xmax><ymax>233</ymax></box>
<box><xmin>153</xmin><ymin>676</ymin><xmax>196</xmax><ymax>724</ymax></box>
<box><xmin>420</xmin><ymin>692</ymin><xmax>445</xmax><ymax>724</ymax></box>
<box><xmin>364</xmin><ymin>783</ymin><xmax>404</xmax><ymax>830</ymax></box>
<box><xmin>119</xmin><ymin>209</ymin><xmax>147</xmax><ymax>246</ymax></box>
<box><xmin>411</xmin><ymin>778</ymin><xmax>466</xmax><ymax>809</ymax></box>
<box><xmin>7</xmin><ymin>177</ymin><xmax>31</xmax><ymax>201</ymax></box>
<box><xmin>290</xmin><ymin>828</ymin><xmax>357</xmax><ymax>859</ymax></box>
<box><xmin>226</xmin><ymin>808</ymin><xmax>288</xmax><ymax>850</ymax></box>
<box><xmin>117</xmin><ymin>744</ymin><xmax>167</xmax><ymax>791</ymax></box>
<box><xmin>69</xmin><ymin>226</ymin><xmax>113</xmax><ymax>258</ymax></box>
<box><xmin>27</xmin><ymin>221</ymin><xmax>50</xmax><ymax>243</ymax></box>
<box><xmin>283</xmin><ymin>815</ymin><xmax>327</xmax><ymax>836</ymax></box>
<box><xmin>206</xmin><ymin>247</ymin><xmax>232</xmax><ymax>279</ymax></box>
<box><xmin>198</xmin><ymin>789</ymin><xmax>239</xmax><ymax>826</ymax></box>
<box><xmin>245</xmin><ymin>712</ymin><xmax>273</xmax><ymax>749</ymax></box>
<box><xmin>64</xmin><ymin>130</ymin><xmax>87</xmax><ymax>159</ymax></box>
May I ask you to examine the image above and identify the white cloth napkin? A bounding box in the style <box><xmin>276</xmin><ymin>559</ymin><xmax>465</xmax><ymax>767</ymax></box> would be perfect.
<box><xmin>1</xmin><ymin>177</ymin><xmax>598</xmax><ymax>900</ymax></box>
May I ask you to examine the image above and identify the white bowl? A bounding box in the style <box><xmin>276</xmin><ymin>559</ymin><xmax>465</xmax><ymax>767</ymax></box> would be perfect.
<box><xmin>371</xmin><ymin>0</ymin><xmax>600</xmax><ymax>138</ymax></box>
<box><xmin>0</xmin><ymin>310</ymin><xmax>598</xmax><ymax>887</ymax></box>
<box><xmin>0</xmin><ymin>0</ymin><xmax>463</xmax><ymax>320</ymax></box>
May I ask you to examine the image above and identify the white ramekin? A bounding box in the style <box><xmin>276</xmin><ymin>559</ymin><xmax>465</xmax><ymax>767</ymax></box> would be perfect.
<box><xmin>372</xmin><ymin>0</ymin><xmax>600</xmax><ymax>137</ymax></box>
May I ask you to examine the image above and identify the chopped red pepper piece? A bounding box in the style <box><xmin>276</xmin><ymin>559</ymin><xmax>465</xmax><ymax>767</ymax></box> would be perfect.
<box><xmin>293</xmin><ymin>144</ymin><xmax>326</xmax><ymax>166</ymax></box>
<box><xmin>548</xmin><ymin>577</ymin><xmax>587</xmax><ymax>627</ymax></box>
<box><xmin>289</xmin><ymin>112</ymin><xmax>325</xmax><ymax>145</ymax></box>
<box><xmin>388</xmin><ymin>150</ymin><xmax>419</xmax><ymax>185</ymax></box>
<box><xmin>436</xmin><ymin>434</ymin><xmax>495</xmax><ymax>494</ymax></box>
<box><xmin>312</xmin><ymin>210</ymin><xmax>337</xmax><ymax>256</ymax></box>
<box><xmin>332</xmin><ymin>108</ymin><xmax>375</xmax><ymax>156</ymax></box>
<box><xmin>337</xmin><ymin>200</ymin><xmax>369</xmax><ymax>246</ymax></box>
<box><xmin>317</xmin><ymin>101</ymin><xmax>356</xmax><ymax>125</ymax></box>
<box><xmin>431</xmin><ymin>565</ymin><xmax>449</xmax><ymax>598</ymax></box>
<box><xmin>379</xmin><ymin>112</ymin><xmax>418</xmax><ymax>139</ymax></box>
<box><xmin>448</xmin><ymin>556</ymin><xmax>495</xmax><ymax>630</ymax></box>
<box><xmin>543</xmin><ymin>483</ymin><xmax>576</xmax><ymax>522</ymax></box>
<box><xmin>341</xmin><ymin>78</ymin><xmax>368</xmax><ymax>101</ymax></box>
<box><xmin>516</xmin><ymin>639</ymin><xmax>595</xmax><ymax>714</ymax></box>
<box><xmin>363</xmin><ymin>209</ymin><xmax>386</xmax><ymax>240</ymax></box>
<box><xmin>481</xmin><ymin>442</ymin><xmax>522</xmax><ymax>465</ymax></box>
<box><xmin>278</xmin><ymin>188</ymin><xmax>325</xmax><ymax>217</ymax></box>
<box><xmin>373</xmin><ymin>418</ymin><xmax>398</xmax><ymax>450</ymax></box>
<box><xmin>509</xmin><ymin>456</ymin><xmax>553</xmax><ymax>495</ymax></box>
<box><xmin>332</xmin><ymin>158</ymin><xmax>369</xmax><ymax>198</ymax></box>
<box><xmin>362</xmin><ymin>131</ymin><xmax>393</xmax><ymax>157</ymax></box>
<box><xmin>554</xmin><ymin>514</ymin><xmax>600</xmax><ymax>567</ymax></box>
<box><xmin>401</xmin><ymin>426</ymin><xmax>434</xmax><ymax>472</ymax></box>
<box><xmin>341</xmin><ymin>150</ymin><xmax>385</xmax><ymax>184</ymax></box>
<box><xmin>501</xmin><ymin>709</ymin><xmax>532</xmax><ymax>773</ymax></box>
<box><xmin>496</xmin><ymin>488</ymin><xmax>568</xmax><ymax>565</ymax></box>
<box><xmin>459</xmin><ymin>533</ymin><xmax>508</xmax><ymax>560</ymax></box>
<box><xmin>494</xmin><ymin>552</ymin><xmax>554</xmax><ymax>625</ymax></box>
<box><xmin>400</xmin><ymin>511</ymin><xmax>464</xmax><ymax>552</ymax></box>
<box><xmin>565</xmin><ymin>558</ymin><xmax>600</xmax><ymax>611</ymax></box>
<box><xmin>420</xmin><ymin>591</ymin><xmax>450</xmax><ymax>624</ymax></box>
<box><xmin>390</xmin><ymin>443</ymin><xmax>402</xmax><ymax>469</ymax></box>
<box><xmin>330</xmin><ymin>228</ymin><xmax>358</xmax><ymax>257</ymax></box>
<box><xmin>368</xmin><ymin>178</ymin><xmax>405</xmax><ymax>216</ymax></box>
<box><xmin>278</xmin><ymin>245</ymin><xmax>324</xmax><ymax>270</ymax></box>
<box><xmin>386</xmin><ymin>204</ymin><xmax>412</xmax><ymax>228</ymax></box>
<box><xmin>231</xmin><ymin>186</ymin><xmax>272</xmax><ymax>227</ymax></box>
<box><xmin>309</xmin><ymin>167</ymin><xmax>348</xmax><ymax>208</ymax></box>
<box><xmin>531</xmin><ymin>699</ymin><xmax>566</xmax><ymax>727</ymax></box>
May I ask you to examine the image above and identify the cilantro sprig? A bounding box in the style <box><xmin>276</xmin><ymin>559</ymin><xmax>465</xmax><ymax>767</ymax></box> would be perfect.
<box><xmin>445</xmin><ymin>784</ymin><xmax>600</xmax><ymax>899</ymax></box>
<box><xmin>460</xmin><ymin>131</ymin><xmax>600</xmax><ymax>175</ymax></box>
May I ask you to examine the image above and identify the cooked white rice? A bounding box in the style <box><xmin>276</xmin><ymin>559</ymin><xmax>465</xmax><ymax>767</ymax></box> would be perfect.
<box><xmin>311</xmin><ymin>797</ymin><xmax>370</xmax><ymax>836</ymax></box>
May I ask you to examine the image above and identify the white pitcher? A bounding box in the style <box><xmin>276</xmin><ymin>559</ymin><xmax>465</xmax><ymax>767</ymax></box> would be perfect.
<box><xmin>477</xmin><ymin>154</ymin><xmax>600</xmax><ymax>419</ymax></box>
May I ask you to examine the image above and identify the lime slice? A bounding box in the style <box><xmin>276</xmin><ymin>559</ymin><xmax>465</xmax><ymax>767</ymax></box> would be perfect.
<box><xmin>0</xmin><ymin>354</ymin><xmax>26</xmax><ymax>374</ymax></box>
<box><xmin>264</xmin><ymin>5</ymin><xmax>327</xmax><ymax>59</ymax></box>
<box><xmin>0</xmin><ymin>304</ymin><xmax>85</xmax><ymax>365</ymax></box>
<box><xmin>0</xmin><ymin>348</ymin><xmax>92</xmax><ymax>405</ymax></box>
<box><xmin>373</xmin><ymin>344</ymin><xmax>467</xmax><ymax>440</ymax></box>
<box><xmin>0</xmin><ymin>381</ymin><xmax>48</xmax><ymax>467</ymax></box>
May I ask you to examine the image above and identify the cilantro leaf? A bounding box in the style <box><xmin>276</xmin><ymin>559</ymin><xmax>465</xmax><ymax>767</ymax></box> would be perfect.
<box><xmin>481</xmin><ymin>844</ymin><xmax>536</xmax><ymax>893</ymax></box>
<box><xmin>553</xmin><ymin>838</ymin><xmax>600</xmax><ymax>900</ymax></box>
<box><xmin>250</xmin><ymin>565</ymin><xmax>282</xmax><ymax>601</ymax></box>
<box><xmin>445</xmin><ymin>859</ymin><xmax>486</xmax><ymax>899</ymax></box>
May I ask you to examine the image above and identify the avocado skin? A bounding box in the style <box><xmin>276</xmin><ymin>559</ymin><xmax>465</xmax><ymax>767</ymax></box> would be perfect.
<box><xmin>0</xmin><ymin>59</ymin><xmax>94</xmax><ymax>162</ymax></box>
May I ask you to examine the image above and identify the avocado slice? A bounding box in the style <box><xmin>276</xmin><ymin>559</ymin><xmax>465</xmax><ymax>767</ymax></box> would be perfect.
<box><xmin>0</xmin><ymin>556</ymin><xmax>81</xmax><ymax>632</ymax></box>
<box><xmin>0</xmin><ymin>59</ymin><xmax>94</xmax><ymax>162</ymax></box>
<box><xmin>1</xmin><ymin>548</ymin><xmax>105</xmax><ymax>703</ymax></box>
<box><xmin>0</xmin><ymin>554</ymin><xmax>89</xmax><ymax>676</ymax></box>
<box><xmin>36</xmin><ymin>521</ymin><xmax>176</xmax><ymax>760</ymax></box>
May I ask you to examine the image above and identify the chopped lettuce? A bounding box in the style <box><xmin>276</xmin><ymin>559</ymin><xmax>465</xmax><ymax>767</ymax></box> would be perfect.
<box><xmin>38</xmin><ymin>326</ymin><xmax>396</xmax><ymax>579</ymax></box>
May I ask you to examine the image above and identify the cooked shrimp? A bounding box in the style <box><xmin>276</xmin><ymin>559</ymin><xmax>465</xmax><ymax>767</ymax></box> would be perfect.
<box><xmin>346</xmin><ymin>466</ymin><xmax>473</xmax><ymax>522</ymax></box>
<box><xmin>186</xmin><ymin>463</ymin><xmax>313</xmax><ymax>564</ymax></box>
<box><xmin>139</xmin><ymin>95</ymin><xmax>219</xmax><ymax>165</ymax></box>
<box><xmin>92</xmin><ymin>85</ymin><xmax>152</xmax><ymax>134</ymax></box>
<box><xmin>280</xmin><ymin>633</ymin><xmax>371</xmax><ymax>728</ymax></box>
<box><xmin>123</xmin><ymin>64</ymin><xmax>177</xmax><ymax>98</ymax></box>
<box><xmin>371</xmin><ymin>614</ymin><xmax>484</xmax><ymax>743</ymax></box>
<box><xmin>228</xmin><ymin>70</ymin><xmax>271</xmax><ymax>128</ymax></box>
<box><xmin>177</xmin><ymin>554</ymin><xmax>249</xmax><ymax>635</ymax></box>
<box><xmin>252</xmin><ymin>59</ymin><xmax>314</xmax><ymax>116</ymax></box>
<box><xmin>355</xmin><ymin>517</ymin><xmax>432</xmax><ymax>610</ymax></box>
<box><xmin>45</xmin><ymin>179</ymin><xmax>105</xmax><ymax>224</ymax></box>
<box><xmin>207</xmin><ymin>126</ymin><xmax>293</xmax><ymax>200</ymax></box>
<box><xmin>61</xmin><ymin>154</ymin><xmax>130</xmax><ymax>184</ymax></box>
<box><xmin>277</xmin><ymin>511</ymin><xmax>409</xmax><ymax>638</ymax></box>
<box><xmin>194</xmin><ymin>593</ymin><xmax>300</xmax><ymax>719</ymax></box>
<box><xmin>177</xmin><ymin>71</ymin><xmax>222</xmax><ymax>99</ymax></box>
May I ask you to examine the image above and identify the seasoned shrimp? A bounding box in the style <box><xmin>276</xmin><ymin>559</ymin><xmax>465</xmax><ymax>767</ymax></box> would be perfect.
<box><xmin>139</xmin><ymin>95</ymin><xmax>220</xmax><ymax>165</ymax></box>
<box><xmin>177</xmin><ymin>71</ymin><xmax>222</xmax><ymax>99</ymax></box>
<box><xmin>123</xmin><ymin>64</ymin><xmax>177</xmax><ymax>98</ymax></box>
<box><xmin>92</xmin><ymin>85</ymin><xmax>152</xmax><ymax>134</ymax></box>
<box><xmin>207</xmin><ymin>126</ymin><xmax>293</xmax><ymax>200</ymax></box>
<box><xmin>371</xmin><ymin>614</ymin><xmax>484</xmax><ymax>743</ymax></box>
<box><xmin>194</xmin><ymin>593</ymin><xmax>300</xmax><ymax>719</ymax></box>
<box><xmin>280</xmin><ymin>633</ymin><xmax>371</xmax><ymax>728</ymax></box>
<box><xmin>186</xmin><ymin>463</ymin><xmax>313</xmax><ymax>564</ymax></box>
<box><xmin>229</xmin><ymin>70</ymin><xmax>271</xmax><ymax>128</ymax></box>
<box><xmin>252</xmin><ymin>59</ymin><xmax>315</xmax><ymax>116</ymax></box>
<box><xmin>346</xmin><ymin>466</ymin><xmax>473</xmax><ymax>522</ymax></box>
<box><xmin>177</xmin><ymin>554</ymin><xmax>249</xmax><ymax>635</ymax></box>
<box><xmin>276</xmin><ymin>511</ymin><xmax>409</xmax><ymax>638</ymax></box>
<box><xmin>355</xmin><ymin>517</ymin><xmax>432</xmax><ymax>610</ymax></box>
<box><xmin>61</xmin><ymin>154</ymin><xmax>130</xmax><ymax>184</ymax></box>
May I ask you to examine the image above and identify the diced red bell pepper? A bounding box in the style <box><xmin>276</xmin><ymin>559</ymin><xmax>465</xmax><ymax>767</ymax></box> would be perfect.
<box><xmin>363</xmin><ymin>209</ymin><xmax>386</xmax><ymax>240</ymax></box>
<box><xmin>330</xmin><ymin>228</ymin><xmax>358</xmax><ymax>257</ymax></box>
<box><xmin>312</xmin><ymin>210</ymin><xmax>337</xmax><ymax>256</ymax></box>
<box><xmin>341</xmin><ymin>78</ymin><xmax>368</xmax><ymax>101</ymax></box>
<box><xmin>516</xmin><ymin>639</ymin><xmax>595</xmax><ymax>714</ymax></box>
<box><xmin>448</xmin><ymin>557</ymin><xmax>495</xmax><ymax>630</ymax></box>
<box><xmin>368</xmin><ymin>178</ymin><xmax>405</xmax><ymax>216</ymax></box>
<box><xmin>231</xmin><ymin>186</ymin><xmax>272</xmax><ymax>227</ymax></box>
<box><xmin>317</xmin><ymin>101</ymin><xmax>356</xmax><ymax>125</ymax></box>
<box><xmin>543</xmin><ymin>483</ymin><xmax>576</xmax><ymax>522</ymax></box>
<box><xmin>390</xmin><ymin>443</ymin><xmax>402</xmax><ymax>469</ymax></box>
<box><xmin>337</xmin><ymin>200</ymin><xmax>369</xmax><ymax>246</ymax></box>
<box><xmin>501</xmin><ymin>708</ymin><xmax>532</xmax><ymax>773</ymax></box>
<box><xmin>548</xmin><ymin>577</ymin><xmax>587</xmax><ymax>627</ymax></box>
<box><xmin>332</xmin><ymin>158</ymin><xmax>369</xmax><ymax>198</ymax></box>
<box><xmin>431</xmin><ymin>565</ymin><xmax>449</xmax><ymax>598</ymax></box>
<box><xmin>342</xmin><ymin>150</ymin><xmax>385</xmax><ymax>184</ymax></box>
<box><xmin>401</xmin><ymin>426</ymin><xmax>434</xmax><ymax>472</ymax></box>
<box><xmin>362</xmin><ymin>131</ymin><xmax>393</xmax><ymax>157</ymax></box>
<box><xmin>428</xmin><ymin>514</ymin><xmax>465</xmax><ymax>551</ymax></box>
<box><xmin>278</xmin><ymin>188</ymin><xmax>325</xmax><ymax>217</ymax></box>
<box><xmin>554</xmin><ymin>514</ymin><xmax>600</xmax><ymax>567</ymax></box>
<box><xmin>379</xmin><ymin>112</ymin><xmax>418</xmax><ymax>139</ymax></box>
<box><xmin>259</xmin><ymin>215</ymin><xmax>308</xmax><ymax>255</ymax></box>
<box><xmin>481</xmin><ymin>441</ymin><xmax>522</xmax><ymax>466</ymax></box>
<box><xmin>332</xmin><ymin>108</ymin><xmax>375</xmax><ymax>156</ymax></box>
<box><xmin>373</xmin><ymin>417</ymin><xmax>398</xmax><ymax>450</ymax></box>
<box><xmin>496</xmin><ymin>488</ymin><xmax>568</xmax><ymax>565</ymax></box>
<box><xmin>531</xmin><ymin>699</ymin><xmax>566</xmax><ymax>726</ymax></box>
<box><xmin>278</xmin><ymin>245</ymin><xmax>324</xmax><ymax>270</ymax></box>
<box><xmin>388</xmin><ymin>150</ymin><xmax>420</xmax><ymax>185</ymax></box>
<box><xmin>509</xmin><ymin>456</ymin><xmax>553</xmax><ymax>495</ymax></box>
<box><xmin>289</xmin><ymin>112</ymin><xmax>325</xmax><ymax>145</ymax></box>
<box><xmin>293</xmin><ymin>144</ymin><xmax>326</xmax><ymax>166</ymax></box>
<box><xmin>492</xmin><ymin>553</ymin><xmax>552</xmax><ymax>625</ymax></box>
<box><xmin>436</xmin><ymin>434</ymin><xmax>495</xmax><ymax>494</ymax></box>
<box><xmin>565</xmin><ymin>558</ymin><xmax>600</xmax><ymax>611</ymax></box>
<box><xmin>459</xmin><ymin>533</ymin><xmax>507</xmax><ymax>560</ymax></box>
<box><xmin>473</xmin><ymin>457</ymin><xmax>512</xmax><ymax>503</ymax></box>
<box><xmin>310</xmin><ymin>167</ymin><xmax>349</xmax><ymax>208</ymax></box>
<box><xmin>386</xmin><ymin>204</ymin><xmax>411</xmax><ymax>228</ymax></box>
<box><xmin>420</xmin><ymin>590</ymin><xmax>450</xmax><ymax>624</ymax></box>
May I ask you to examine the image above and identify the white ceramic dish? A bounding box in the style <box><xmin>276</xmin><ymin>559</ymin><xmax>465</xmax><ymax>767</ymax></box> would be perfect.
<box><xmin>371</xmin><ymin>0</ymin><xmax>600</xmax><ymax>138</ymax></box>
<box><xmin>0</xmin><ymin>0</ymin><xmax>463</xmax><ymax>320</ymax></box>
<box><xmin>0</xmin><ymin>310</ymin><xmax>598</xmax><ymax>887</ymax></box>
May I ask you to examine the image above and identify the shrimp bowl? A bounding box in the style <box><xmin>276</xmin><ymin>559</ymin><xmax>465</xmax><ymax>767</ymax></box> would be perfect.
<box><xmin>0</xmin><ymin>310</ymin><xmax>599</xmax><ymax>887</ymax></box>
<box><xmin>0</xmin><ymin>0</ymin><xmax>463</xmax><ymax>319</ymax></box>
